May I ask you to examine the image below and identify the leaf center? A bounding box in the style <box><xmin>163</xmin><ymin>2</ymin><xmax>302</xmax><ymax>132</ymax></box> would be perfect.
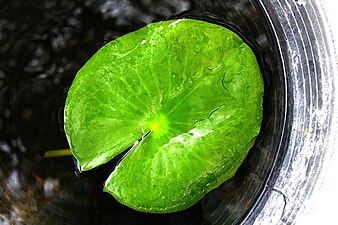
<box><xmin>145</xmin><ymin>114</ymin><xmax>169</xmax><ymax>138</ymax></box>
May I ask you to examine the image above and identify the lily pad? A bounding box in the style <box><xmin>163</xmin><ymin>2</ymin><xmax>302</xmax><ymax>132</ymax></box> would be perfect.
<box><xmin>64</xmin><ymin>19</ymin><xmax>264</xmax><ymax>213</ymax></box>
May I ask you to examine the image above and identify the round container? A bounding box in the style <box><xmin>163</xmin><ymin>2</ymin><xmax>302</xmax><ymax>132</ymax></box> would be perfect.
<box><xmin>0</xmin><ymin>0</ymin><xmax>337</xmax><ymax>224</ymax></box>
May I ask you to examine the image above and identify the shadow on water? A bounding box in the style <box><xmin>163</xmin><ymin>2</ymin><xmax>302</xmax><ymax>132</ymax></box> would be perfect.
<box><xmin>0</xmin><ymin>0</ymin><xmax>285</xmax><ymax>224</ymax></box>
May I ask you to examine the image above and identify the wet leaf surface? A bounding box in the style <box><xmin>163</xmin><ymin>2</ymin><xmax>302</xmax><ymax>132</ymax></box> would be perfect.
<box><xmin>65</xmin><ymin>18</ymin><xmax>264</xmax><ymax>213</ymax></box>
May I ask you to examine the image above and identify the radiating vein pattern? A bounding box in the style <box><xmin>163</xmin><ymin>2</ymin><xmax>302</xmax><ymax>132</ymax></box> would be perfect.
<box><xmin>64</xmin><ymin>19</ymin><xmax>264</xmax><ymax>213</ymax></box>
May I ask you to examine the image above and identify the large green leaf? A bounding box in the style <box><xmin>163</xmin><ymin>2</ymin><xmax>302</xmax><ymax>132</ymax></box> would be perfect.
<box><xmin>64</xmin><ymin>19</ymin><xmax>263</xmax><ymax>213</ymax></box>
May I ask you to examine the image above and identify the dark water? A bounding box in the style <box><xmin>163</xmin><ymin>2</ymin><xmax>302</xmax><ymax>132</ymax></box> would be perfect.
<box><xmin>0</xmin><ymin>0</ymin><xmax>286</xmax><ymax>224</ymax></box>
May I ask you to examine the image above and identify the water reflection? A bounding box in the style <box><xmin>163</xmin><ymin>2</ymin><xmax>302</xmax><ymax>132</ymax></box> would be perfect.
<box><xmin>0</xmin><ymin>1</ymin><xmax>202</xmax><ymax>224</ymax></box>
<box><xmin>0</xmin><ymin>0</ymin><xmax>284</xmax><ymax>224</ymax></box>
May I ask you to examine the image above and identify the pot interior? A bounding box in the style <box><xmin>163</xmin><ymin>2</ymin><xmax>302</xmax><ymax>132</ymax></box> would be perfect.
<box><xmin>0</xmin><ymin>0</ymin><xmax>286</xmax><ymax>224</ymax></box>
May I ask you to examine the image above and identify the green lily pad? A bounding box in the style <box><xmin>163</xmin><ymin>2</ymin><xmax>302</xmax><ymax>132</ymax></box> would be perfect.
<box><xmin>64</xmin><ymin>18</ymin><xmax>263</xmax><ymax>213</ymax></box>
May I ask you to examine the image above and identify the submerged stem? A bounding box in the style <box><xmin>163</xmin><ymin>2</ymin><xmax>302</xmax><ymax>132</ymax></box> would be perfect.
<box><xmin>44</xmin><ymin>149</ymin><xmax>72</xmax><ymax>158</ymax></box>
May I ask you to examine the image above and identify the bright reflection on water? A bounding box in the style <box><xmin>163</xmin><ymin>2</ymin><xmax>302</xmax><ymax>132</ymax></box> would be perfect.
<box><xmin>0</xmin><ymin>0</ymin><xmax>284</xmax><ymax>224</ymax></box>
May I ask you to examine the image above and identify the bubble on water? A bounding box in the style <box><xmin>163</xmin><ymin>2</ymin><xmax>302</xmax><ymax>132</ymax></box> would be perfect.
<box><xmin>43</xmin><ymin>178</ymin><xmax>59</xmax><ymax>198</ymax></box>
<box><xmin>37</xmin><ymin>74</ymin><xmax>47</xmax><ymax>79</ymax></box>
<box><xmin>16</xmin><ymin>138</ymin><xmax>26</xmax><ymax>153</ymax></box>
<box><xmin>0</xmin><ymin>142</ymin><xmax>11</xmax><ymax>154</ymax></box>
<box><xmin>8</xmin><ymin>170</ymin><xmax>20</xmax><ymax>190</ymax></box>
<box><xmin>0</xmin><ymin>215</ymin><xmax>10</xmax><ymax>225</ymax></box>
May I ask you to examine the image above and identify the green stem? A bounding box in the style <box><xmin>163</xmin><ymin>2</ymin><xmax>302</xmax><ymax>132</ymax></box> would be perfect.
<box><xmin>44</xmin><ymin>149</ymin><xmax>72</xmax><ymax>158</ymax></box>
